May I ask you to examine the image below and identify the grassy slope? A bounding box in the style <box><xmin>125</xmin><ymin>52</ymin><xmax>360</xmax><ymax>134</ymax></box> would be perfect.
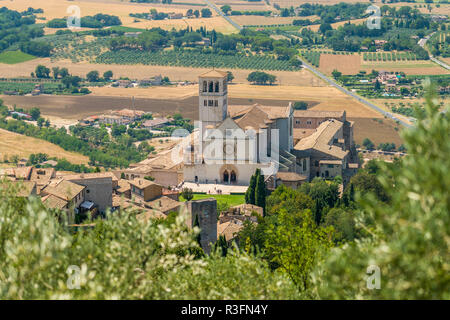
<box><xmin>0</xmin><ymin>51</ymin><xmax>36</xmax><ymax>64</ymax></box>
<box><xmin>179</xmin><ymin>193</ymin><xmax>245</xmax><ymax>207</ymax></box>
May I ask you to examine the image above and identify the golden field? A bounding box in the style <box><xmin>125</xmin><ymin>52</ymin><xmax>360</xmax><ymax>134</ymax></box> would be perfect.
<box><xmin>1</xmin><ymin>0</ymin><xmax>237</xmax><ymax>34</ymax></box>
<box><xmin>0</xmin><ymin>59</ymin><xmax>325</xmax><ymax>86</ymax></box>
<box><xmin>0</xmin><ymin>128</ymin><xmax>89</xmax><ymax>164</ymax></box>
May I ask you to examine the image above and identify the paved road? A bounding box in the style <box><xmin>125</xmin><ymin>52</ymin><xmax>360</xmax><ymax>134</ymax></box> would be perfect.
<box><xmin>298</xmin><ymin>58</ymin><xmax>412</xmax><ymax>128</ymax></box>
<box><xmin>418</xmin><ymin>33</ymin><xmax>450</xmax><ymax>70</ymax></box>
<box><xmin>203</xmin><ymin>0</ymin><xmax>242</xmax><ymax>31</ymax></box>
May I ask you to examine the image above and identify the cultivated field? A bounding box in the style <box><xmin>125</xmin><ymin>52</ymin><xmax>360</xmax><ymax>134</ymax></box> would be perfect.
<box><xmin>0</xmin><ymin>128</ymin><xmax>89</xmax><ymax>164</ymax></box>
<box><xmin>360</xmin><ymin>60</ymin><xmax>450</xmax><ymax>75</ymax></box>
<box><xmin>230</xmin><ymin>15</ymin><xmax>319</xmax><ymax>27</ymax></box>
<box><xmin>0</xmin><ymin>59</ymin><xmax>324</xmax><ymax>86</ymax></box>
<box><xmin>349</xmin><ymin>117</ymin><xmax>403</xmax><ymax>147</ymax></box>
<box><xmin>303</xmin><ymin>18</ymin><xmax>366</xmax><ymax>32</ymax></box>
<box><xmin>271</xmin><ymin>0</ymin><xmax>368</xmax><ymax>7</ymax></box>
<box><xmin>0</xmin><ymin>82</ymin><xmax>382</xmax><ymax>120</ymax></box>
<box><xmin>2</xmin><ymin>0</ymin><xmax>236</xmax><ymax>34</ymax></box>
<box><xmin>319</xmin><ymin>53</ymin><xmax>361</xmax><ymax>75</ymax></box>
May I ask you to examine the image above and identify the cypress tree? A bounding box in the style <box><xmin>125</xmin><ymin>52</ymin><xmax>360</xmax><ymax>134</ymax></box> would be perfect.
<box><xmin>193</xmin><ymin>214</ymin><xmax>201</xmax><ymax>247</ymax></box>
<box><xmin>349</xmin><ymin>183</ymin><xmax>355</xmax><ymax>202</ymax></box>
<box><xmin>255</xmin><ymin>173</ymin><xmax>266</xmax><ymax>214</ymax></box>
<box><xmin>246</xmin><ymin>174</ymin><xmax>257</xmax><ymax>205</ymax></box>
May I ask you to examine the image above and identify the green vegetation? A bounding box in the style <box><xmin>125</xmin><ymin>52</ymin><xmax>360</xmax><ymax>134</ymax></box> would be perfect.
<box><xmin>96</xmin><ymin>49</ymin><xmax>299</xmax><ymax>71</ymax></box>
<box><xmin>0</xmin><ymin>87</ymin><xmax>448</xmax><ymax>299</ymax></box>
<box><xmin>0</xmin><ymin>7</ymin><xmax>52</xmax><ymax>57</ymax></box>
<box><xmin>0</xmin><ymin>50</ymin><xmax>36</xmax><ymax>64</ymax></box>
<box><xmin>179</xmin><ymin>193</ymin><xmax>245</xmax><ymax>208</ymax></box>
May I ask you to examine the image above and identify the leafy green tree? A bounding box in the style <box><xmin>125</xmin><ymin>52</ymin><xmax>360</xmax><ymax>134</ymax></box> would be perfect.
<box><xmin>362</xmin><ymin>138</ymin><xmax>375</xmax><ymax>150</ymax></box>
<box><xmin>221</xmin><ymin>5</ymin><xmax>231</xmax><ymax>15</ymax></box>
<box><xmin>29</xmin><ymin>107</ymin><xmax>41</xmax><ymax>121</ymax></box>
<box><xmin>36</xmin><ymin>117</ymin><xmax>45</xmax><ymax>128</ymax></box>
<box><xmin>181</xmin><ymin>187</ymin><xmax>194</xmax><ymax>201</ymax></box>
<box><xmin>103</xmin><ymin>70</ymin><xmax>113</xmax><ymax>81</ymax></box>
<box><xmin>0</xmin><ymin>185</ymin><xmax>300</xmax><ymax>299</ymax></box>
<box><xmin>293</xmin><ymin>101</ymin><xmax>308</xmax><ymax>110</ymax></box>
<box><xmin>312</xmin><ymin>86</ymin><xmax>450</xmax><ymax>299</ymax></box>
<box><xmin>35</xmin><ymin>65</ymin><xmax>50</xmax><ymax>78</ymax></box>
<box><xmin>226</xmin><ymin>71</ymin><xmax>234</xmax><ymax>82</ymax></box>
<box><xmin>201</xmin><ymin>8</ymin><xmax>212</xmax><ymax>18</ymax></box>
<box><xmin>265</xmin><ymin>209</ymin><xmax>333</xmax><ymax>291</ymax></box>
<box><xmin>87</xmin><ymin>70</ymin><xmax>100</xmax><ymax>82</ymax></box>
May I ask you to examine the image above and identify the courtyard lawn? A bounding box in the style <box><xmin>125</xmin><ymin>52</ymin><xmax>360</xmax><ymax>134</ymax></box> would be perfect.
<box><xmin>0</xmin><ymin>50</ymin><xmax>36</xmax><ymax>64</ymax></box>
<box><xmin>179</xmin><ymin>193</ymin><xmax>245</xmax><ymax>209</ymax></box>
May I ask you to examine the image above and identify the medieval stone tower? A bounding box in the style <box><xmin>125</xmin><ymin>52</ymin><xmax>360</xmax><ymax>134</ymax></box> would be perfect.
<box><xmin>198</xmin><ymin>70</ymin><xmax>228</xmax><ymax>131</ymax></box>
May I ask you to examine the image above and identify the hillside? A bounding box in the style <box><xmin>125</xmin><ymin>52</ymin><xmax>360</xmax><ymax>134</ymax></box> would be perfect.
<box><xmin>0</xmin><ymin>128</ymin><xmax>89</xmax><ymax>164</ymax></box>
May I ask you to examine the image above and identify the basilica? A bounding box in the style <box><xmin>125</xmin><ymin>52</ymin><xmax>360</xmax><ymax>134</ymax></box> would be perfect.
<box><xmin>183</xmin><ymin>70</ymin><xmax>359</xmax><ymax>188</ymax></box>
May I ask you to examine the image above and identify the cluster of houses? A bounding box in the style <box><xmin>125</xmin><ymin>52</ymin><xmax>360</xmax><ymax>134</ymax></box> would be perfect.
<box><xmin>0</xmin><ymin>163</ymin><xmax>261</xmax><ymax>251</ymax></box>
<box><xmin>79</xmin><ymin>108</ymin><xmax>169</xmax><ymax>130</ymax></box>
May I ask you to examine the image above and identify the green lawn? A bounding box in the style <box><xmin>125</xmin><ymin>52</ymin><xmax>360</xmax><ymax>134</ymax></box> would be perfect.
<box><xmin>179</xmin><ymin>193</ymin><xmax>245</xmax><ymax>210</ymax></box>
<box><xmin>0</xmin><ymin>50</ymin><xmax>36</xmax><ymax>64</ymax></box>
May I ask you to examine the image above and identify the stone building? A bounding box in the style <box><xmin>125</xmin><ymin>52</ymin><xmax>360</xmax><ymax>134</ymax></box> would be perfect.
<box><xmin>185</xmin><ymin>198</ymin><xmax>218</xmax><ymax>254</ymax></box>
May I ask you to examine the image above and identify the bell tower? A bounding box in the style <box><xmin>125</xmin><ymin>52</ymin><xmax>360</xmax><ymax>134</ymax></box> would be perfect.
<box><xmin>198</xmin><ymin>70</ymin><xmax>228</xmax><ymax>131</ymax></box>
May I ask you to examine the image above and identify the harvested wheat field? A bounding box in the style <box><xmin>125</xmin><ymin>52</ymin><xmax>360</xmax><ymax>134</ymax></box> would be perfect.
<box><xmin>303</xmin><ymin>18</ymin><xmax>366</xmax><ymax>32</ymax></box>
<box><xmin>3</xmin><ymin>0</ymin><xmax>235</xmax><ymax>33</ymax></box>
<box><xmin>231</xmin><ymin>16</ymin><xmax>313</xmax><ymax>26</ymax></box>
<box><xmin>349</xmin><ymin>117</ymin><xmax>403</xmax><ymax>147</ymax></box>
<box><xmin>130</xmin><ymin>16</ymin><xmax>236</xmax><ymax>34</ymax></box>
<box><xmin>0</xmin><ymin>60</ymin><xmax>324</xmax><ymax>86</ymax></box>
<box><xmin>0</xmin><ymin>128</ymin><xmax>89</xmax><ymax>164</ymax></box>
<box><xmin>361</xmin><ymin>60</ymin><xmax>450</xmax><ymax>75</ymax></box>
<box><xmin>319</xmin><ymin>53</ymin><xmax>361</xmax><ymax>75</ymax></box>
<box><xmin>271</xmin><ymin>0</ymin><xmax>365</xmax><ymax>7</ymax></box>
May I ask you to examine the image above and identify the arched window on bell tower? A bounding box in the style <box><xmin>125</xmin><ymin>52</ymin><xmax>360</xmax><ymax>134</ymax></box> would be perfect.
<box><xmin>203</xmin><ymin>81</ymin><xmax>207</xmax><ymax>92</ymax></box>
<box><xmin>209</xmin><ymin>81</ymin><xmax>213</xmax><ymax>92</ymax></box>
<box><xmin>215</xmin><ymin>81</ymin><xmax>219</xmax><ymax>92</ymax></box>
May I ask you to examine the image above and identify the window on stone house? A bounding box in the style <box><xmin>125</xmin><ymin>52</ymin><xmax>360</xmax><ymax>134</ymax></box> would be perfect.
<box><xmin>214</xmin><ymin>100</ymin><xmax>218</xmax><ymax>107</ymax></box>
<box><xmin>204</xmin><ymin>100</ymin><xmax>207</xmax><ymax>106</ymax></box>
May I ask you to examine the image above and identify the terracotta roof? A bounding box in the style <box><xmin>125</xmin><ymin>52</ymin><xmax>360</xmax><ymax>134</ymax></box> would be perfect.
<box><xmin>1</xmin><ymin>181</ymin><xmax>36</xmax><ymax>197</ymax></box>
<box><xmin>231</xmin><ymin>203</ymin><xmax>263</xmax><ymax>217</ymax></box>
<box><xmin>136</xmin><ymin>209</ymin><xmax>167</xmax><ymax>222</ymax></box>
<box><xmin>30</xmin><ymin>168</ymin><xmax>55</xmax><ymax>185</ymax></box>
<box><xmin>319</xmin><ymin>160</ymin><xmax>342</xmax><ymax>165</ymax></box>
<box><xmin>232</xmin><ymin>104</ymin><xmax>291</xmax><ymax>131</ymax></box>
<box><xmin>276</xmin><ymin>171</ymin><xmax>308</xmax><ymax>182</ymax></box>
<box><xmin>129</xmin><ymin>178</ymin><xmax>158</xmax><ymax>189</ymax></box>
<box><xmin>294</xmin><ymin>120</ymin><xmax>348</xmax><ymax>159</ymax></box>
<box><xmin>147</xmin><ymin>196</ymin><xmax>182</xmax><ymax>213</ymax></box>
<box><xmin>293</xmin><ymin>128</ymin><xmax>316</xmax><ymax>140</ymax></box>
<box><xmin>294</xmin><ymin>110</ymin><xmax>345</xmax><ymax>118</ymax></box>
<box><xmin>59</xmin><ymin>172</ymin><xmax>118</xmax><ymax>182</ymax></box>
<box><xmin>13</xmin><ymin>166</ymin><xmax>32</xmax><ymax>180</ymax></box>
<box><xmin>217</xmin><ymin>219</ymin><xmax>244</xmax><ymax>241</ymax></box>
<box><xmin>199</xmin><ymin>69</ymin><xmax>228</xmax><ymax>78</ymax></box>
<box><xmin>117</xmin><ymin>179</ymin><xmax>130</xmax><ymax>193</ymax></box>
<box><xmin>142</xmin><ymin>118</ymin><xmax>169</xmax><ymax>127</ymax></box>
<box><xmin>42</xmin><ymin>179</ymin><xmax>85</xmax><ymax>201</ymax></box>
<box><xmin>41</xmin><ymin>194</ymin><xmax>68</xmax><ymax>210</ymax></box>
